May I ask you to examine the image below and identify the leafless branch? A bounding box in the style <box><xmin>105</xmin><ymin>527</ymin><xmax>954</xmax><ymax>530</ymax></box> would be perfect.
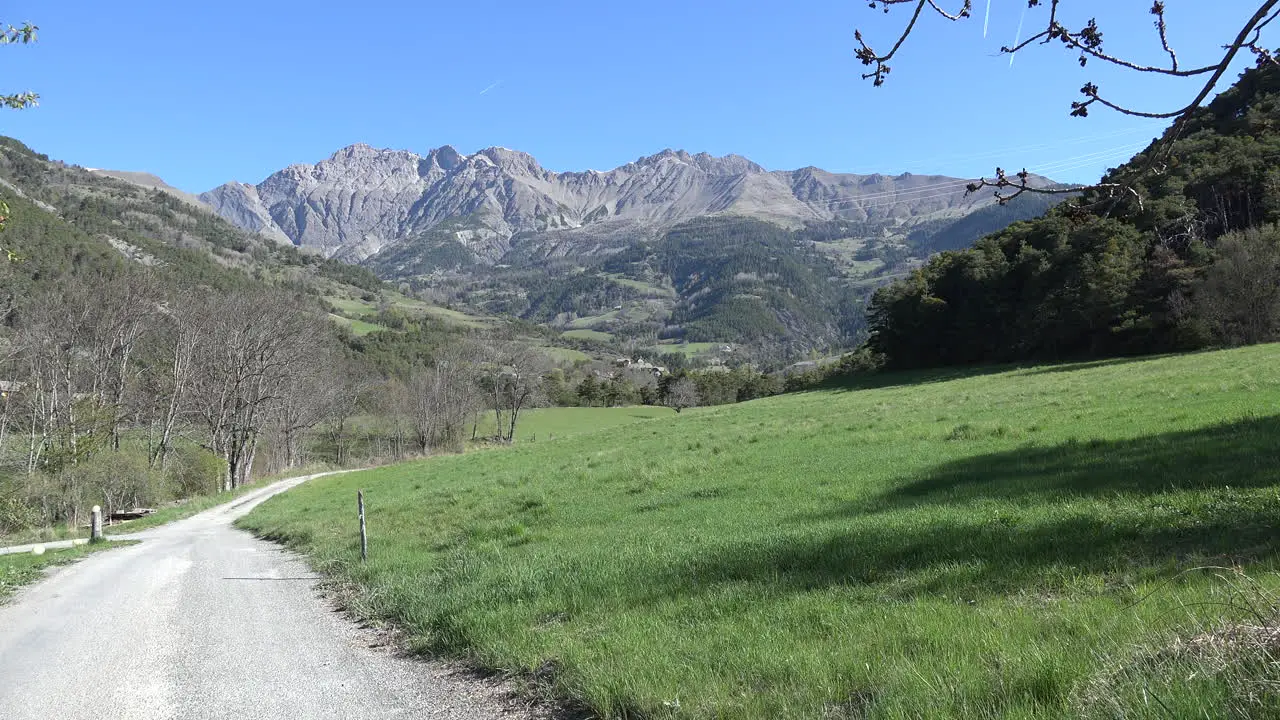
<box><xmin>964</xmin><ymin>167</ymin><xmax>1142</xmax><ymax>210</ymax></box>
<box><xmin>855</xmin><ymin>1</ymin><xmax>973</xmax><ymax>86</ymax></box>
<box><xmin>858</xmin><ymin>1</ymin><xmax>1280</xmax><ymax>198</ymax></box>
<box><xmin>859</xmin><ymin>1</ymin><xmax>1280</xmax><ymax>130</ymax></box>
<box><xmin>1152</xmin><ymin>2</ymin><xmax>1179</xmax><ymax>72</ymax></box>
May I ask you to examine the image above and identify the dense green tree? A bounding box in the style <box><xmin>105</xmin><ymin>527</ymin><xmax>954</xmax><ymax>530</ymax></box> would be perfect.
<box><xmin>576</xmin><ymin>374</ymin><xmax>601</xmax><ymax>407</ymax></box>
<box><xmin>866</xmin><ymin>62</ymin><xmax>1280</xmax><ymax>369</ymax></box>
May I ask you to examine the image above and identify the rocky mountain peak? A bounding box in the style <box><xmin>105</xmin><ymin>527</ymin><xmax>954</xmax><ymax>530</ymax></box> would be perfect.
<box><xmin>201</xmin><ymin>142</ymin><xmax>1034</xmax><ymax>263</ymax></box>
<box><xmin>426</xmin><ymin>145</ymin><xmax>464</xmax><ymax>172</ymax></box>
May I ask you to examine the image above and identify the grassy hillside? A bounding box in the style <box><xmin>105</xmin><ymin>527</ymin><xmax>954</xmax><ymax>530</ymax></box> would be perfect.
<box><xmin>240</xmin><ymin>345</ymin><xmax>1280</xmax><ymax>719</ymax></box>
<box><xmin>472</xmin><ymin>406</ymin><xmax>675</xmax><ymax>443</ymax></box>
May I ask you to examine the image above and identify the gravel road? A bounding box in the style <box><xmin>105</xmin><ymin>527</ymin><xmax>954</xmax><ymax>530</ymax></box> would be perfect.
<box><xmin>0</xmin><ymin>472</ymin><xmax>543</xmax><ymax>720</ymax></box>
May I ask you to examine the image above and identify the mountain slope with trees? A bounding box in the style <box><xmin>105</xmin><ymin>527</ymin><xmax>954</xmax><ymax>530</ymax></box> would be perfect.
<box><xmin>197</xmin><ymin>143</ymin><xmax>1060</xmax><ymax>359</ymax></box>
<box><xmin>0</xmin><ymin>137</ymin><xmax>483</xmax><ymax>536</ymax></box>
<box><xmin>867</xmin><ymin>63</ymin><xmax>1280</xmax><ymax>369</ymax></box>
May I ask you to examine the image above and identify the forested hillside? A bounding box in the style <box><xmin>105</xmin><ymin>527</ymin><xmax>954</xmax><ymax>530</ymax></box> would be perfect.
<box><xmin>868</xmin><ymin>63</ymin><xmax>1280</xmax><ymax>369</ymax></box>
<box><xmin>603</xmin><ymin>217</ymin><xmax>859</xmax><ymax>349</ymax></box>
<box><xmin>0</xmin><ymin>138</ymin><xmax>477</xmax><ymax>536</ymax></box>
<box><xmin>0</xmin><ymin>137</ymin><xmax>389</xmax><ymax>309</ymax></box>
<box><xmin>375</xmin><ymin>201</ymin><xmax>1055</xmax><ymax>365</ymax></box>
<box><xmin>0</xmin><ymin>136</ymin><xmax>837</xmax><ymax>538</ymax></box>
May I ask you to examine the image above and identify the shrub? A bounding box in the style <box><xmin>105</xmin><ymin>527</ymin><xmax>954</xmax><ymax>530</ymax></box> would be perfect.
<box><xmin>70</xmin><ymin>448</ymin><xmax>168</xmax><ymax>515</ymax></box>
<box><xmin>166</xmin><ymin>443</ymin><xmax>227</xmax><ymax>498</ymax></box>
<box><xmin>0</xmin><ymin>485</ymin><xmax>39</xmax><ymax>534</ymax></box>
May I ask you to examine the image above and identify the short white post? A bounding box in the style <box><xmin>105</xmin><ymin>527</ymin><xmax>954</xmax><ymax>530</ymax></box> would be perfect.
<box><xmin>90</xmin><ymin>505</ymin><xmax>103</xmax><ymax>543</ymax></box>
<box><xmin>358</xmin><ymin>490</ymin><xmax>367</xmax><ymax>562</ymax></box>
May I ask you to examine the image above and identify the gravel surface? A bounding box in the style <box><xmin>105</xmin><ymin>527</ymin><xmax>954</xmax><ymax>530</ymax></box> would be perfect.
<box><xmin>0</xmin><ymin>473</ymin><xmax>547</xmax><ymax>720</ymax></box>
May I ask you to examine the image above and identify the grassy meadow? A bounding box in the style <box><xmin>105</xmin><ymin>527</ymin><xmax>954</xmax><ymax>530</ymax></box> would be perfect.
<box><xmin>562</xmin><ymin>328</ymin><xmax>614</xmax><ymax>343</ymax></box>
<box><xmin>240</xmin><ymin>345</ymin><xmax>1280</xmax><ymax>719</ymax></box>
<box><xmin>328</xmin><ymin>312</ymin><xmax>388</xmax><ymax>336</ymax></box>
<box><xmin>473</xmin><ymin>406</ymin><xmax>675</xmax><ymax>443</ymax></box>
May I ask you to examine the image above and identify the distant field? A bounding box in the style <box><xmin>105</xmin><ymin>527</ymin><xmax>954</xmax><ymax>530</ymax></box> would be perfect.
<box><xmin>472</xmin><ymin>405</ymin><xmax>673</xmax><ymax>442</ymax></box>
<box><xmin>327</xmin><ymin>297</ymin><xmax>377</xmax><ymax>316</ymax></box>
<box><xmin>328</xmin><ymin>294</ymin><xmax>493</xmax><ymax>328</ymax></box>
<box><xmin>242</xmin><ymin>345</ymin><xmax>1280</xmax><ymax>719</ymax></box>
<box><xmin>561</xmin><ymin>329</ymin><xmax>613</xmax><ymax>342</ymax></box>
<box><xmin>328</xmin><ymin>313</ymin><xmax>387</xmax><ymax>336</ymax></box>
<box><xmin>538</xmin><ymin>345</ymin><xmax>592</xmax><ymax>364</ymax></box>
<box><xmin>565</xmin><ymin>311</ymin><xmax>619</xmax><ymax>330</ymax></box>
<box><xmin>652</xmin><ymin>341</ymin><xmax>722</xmax><ymax>357</ymax></box>
<box><xmin>606</xmin><ymin>273</ymin><xmax>677</xmax><ymax>297</ymax></box>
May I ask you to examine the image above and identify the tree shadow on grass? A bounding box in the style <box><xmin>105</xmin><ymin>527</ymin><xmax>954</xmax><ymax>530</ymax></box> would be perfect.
<box><xmin>864</xmin><ymin>414</ymin><xmax>1280</xmax><ymax>511</ymax></box>
<box><xmin>639</xmin><ymin>506</ymin><xmax>1280</xmax><ymax>602</ymax></box>
<box><xmin>620</xmin><ymin>416</ymin><xmax>1280</xmax><ymax>603</ymax></box>
<box><xmin>816</xmin><ymin>352</ymin><xmax>1181</xmax><ymax>394</ymax></box>
<box><xmin>817</xmin><ymin>363</ymin><xmax>1016</xmax><ymax>393</ymax></box>
<box><xmin>1013</xmin><ymin>352</ymin><xmax>1181</xmax><ymax>377</ymax></box>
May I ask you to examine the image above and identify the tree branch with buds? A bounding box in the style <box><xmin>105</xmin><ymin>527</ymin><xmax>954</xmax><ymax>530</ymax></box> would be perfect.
<box><xmin>0</xmin><ymin>19</ymin><xmax>37</xmax><ymax>266</ymax></box>
<box><xmin>855</xmin><ymin>1</ymin><xmax>1280</xmax><ymax>201</ymax></box>
<box><xmin>0</xmin><ymin>22</ymin><xmax>38</xmax><ymax>111</ymax></box>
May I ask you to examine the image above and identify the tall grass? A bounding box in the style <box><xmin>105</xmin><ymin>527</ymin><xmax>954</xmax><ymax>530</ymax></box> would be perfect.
<box><xmin>240</xmin><ymin>345</ymin><xmax>1280</xmax><ymax>719</ymax></box>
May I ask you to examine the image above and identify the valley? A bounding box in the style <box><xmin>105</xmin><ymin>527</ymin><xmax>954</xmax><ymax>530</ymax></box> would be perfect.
<box><xmin>3</xmin><ymin>4</ymin><xmax>1280</xmax><ymax>719</ymax></box>
<box><xmin>192</xmin><ymin>144</ymin><xmax>1061</xmax><ymax>362</ymax></box>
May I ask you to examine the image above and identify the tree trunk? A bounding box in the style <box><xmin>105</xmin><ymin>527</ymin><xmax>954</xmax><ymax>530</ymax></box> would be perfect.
<box><xmin>242</xmin><ymin>436</ymin><xmax>258</xmax><ymax>487</ymax></box>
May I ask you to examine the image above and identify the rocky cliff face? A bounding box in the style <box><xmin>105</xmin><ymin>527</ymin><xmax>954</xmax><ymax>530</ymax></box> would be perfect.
<box><xmin>201</xmin><ymin>144</ymin><xmax>1013</xmax><ymax>263</ymax></box>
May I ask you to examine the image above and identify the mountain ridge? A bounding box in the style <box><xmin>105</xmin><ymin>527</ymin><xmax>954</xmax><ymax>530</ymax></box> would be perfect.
<box><xmin>200</xmin><ymin>143</ymin><xmax>1043</xmax><ymax>263</ymax></box>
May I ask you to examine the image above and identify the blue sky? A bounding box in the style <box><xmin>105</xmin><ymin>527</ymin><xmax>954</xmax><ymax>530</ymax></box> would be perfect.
<box><xmin>0</xmin><ymin>1</ymin><xmax>1262</xmax><ymax>191</ymax></box>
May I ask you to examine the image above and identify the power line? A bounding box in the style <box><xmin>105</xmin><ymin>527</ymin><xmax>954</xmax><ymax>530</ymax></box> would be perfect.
<box><xmin>889</xmin><ymin>125</ymin><xmax>1153</xmax><ymax>168</ymax></box>
<box><xmin>794</xmin><ymin>143</ymin><xmax>1146</xmax><ymax>212</ymax></box>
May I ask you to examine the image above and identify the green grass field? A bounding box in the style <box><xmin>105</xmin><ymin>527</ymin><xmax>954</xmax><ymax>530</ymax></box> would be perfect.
<box><xmin>329</xmin><ymin>313</ymin><xmax>388</xmax><ymax>336</ymax></box>
<box><xmin>652</xmin><ymin>341</ymin><xmax>723</xmax><ymax>357</ymax></box>
<box><xmin>561</xmin><ymin>328</ymin><xmax>614</xmax><ymax>343</ymax></box>
<box><xmin>473</xmin><ymin>405</ymin><xmax>674</xmax><ymax>443</ymax></box>
<box><xmin>240</xmin><ymin>345</ymin><xmax>1280</xmax><ymax>719</ymax></box>
<box><xmin>566</xmin><ymin>311</ymin><xmax>620</xmax><ymax>330</ymax></box>
<box><xmin>538</xmin><ymin>345</ymin><xmax>594</xmax><ymax>364</ymax></box>
<box><xmin>328</xmin><ymin>294</ymin><xmax>494</xmax><ymax>328</ymax></box>
<box><xmin>605</xmin><ymin>274</ymin><xmax>677</xmax><ymax>298</ymax></box>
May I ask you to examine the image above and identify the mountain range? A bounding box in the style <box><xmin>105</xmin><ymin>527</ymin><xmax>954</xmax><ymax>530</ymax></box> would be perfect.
<box><xmin>68</xmin><ymin>142</ymin><xmax>1061</xmax><ymax>362</ymax></box>
<box><xmin>198</xmin><ymin>144</ymin><xmax>1046</xmax><ymax>268</ymax></box>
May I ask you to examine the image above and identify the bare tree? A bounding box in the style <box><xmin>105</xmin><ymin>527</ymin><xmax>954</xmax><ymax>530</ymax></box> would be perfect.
<box><xmin>663</xmin><ymin>377</ymin><xmax>700</xmax><ymax>414</ymax></box>
<box><xmin>481</xmin><ymin>338</ymin><xmax>546</xmax><ymax>443</ymax></box>
<box><xmin>145</xmin><ymin>291</ymin><xmax>202</xmax><ymax>470</ymax></box>
<box><xmin>272</xmin><ymin>360</ymin><xmax>335</xmax><ymax>471</ymax></box>
<box><xmin>87</xmin><ymin>273</ymin><xmax>162</xmax><ymax>452</ymax></box>
<box><xmin>379</xmin><ymin>377</ymin><xmax>411</xmax><ymax>461</ymax></box>
<box><xmin>321</xmin><ymin>357</ymin><xmax>376</xmax><ymax>467</ymax></box>
<box><xmin>855</xmin><ymin>1</ymin><xmax>1280</xmax><ymax>201</ymax></box>
<box><xmin>0</xmin><ymin>335</ymin><xmax>19</xmax><ymax>456</ymax></box>
<box><xmin>187</xmin><ymin>290</ymin><xmax>329</xmax><ymax>490</ymax></box>
<box><xmin>407</xmin><ymin>341</ymin><xmax>482</xmax><ymax>453</ymax></box>
<box><xmin>14</xmin><ymin>282</ymin><xmax>104</xmax><ymax>473</ymax></box>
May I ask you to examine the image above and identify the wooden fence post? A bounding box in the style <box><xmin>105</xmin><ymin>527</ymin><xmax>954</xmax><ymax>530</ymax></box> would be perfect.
<box><xmin>90</xmin><ymin>505</ymin><xmax>103</xmax><ymax>543</ymax></box>
<box><xmin>358</xmin><ymin>490</ymin><xmax>367</xmax><ymax>562</ymax></box>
